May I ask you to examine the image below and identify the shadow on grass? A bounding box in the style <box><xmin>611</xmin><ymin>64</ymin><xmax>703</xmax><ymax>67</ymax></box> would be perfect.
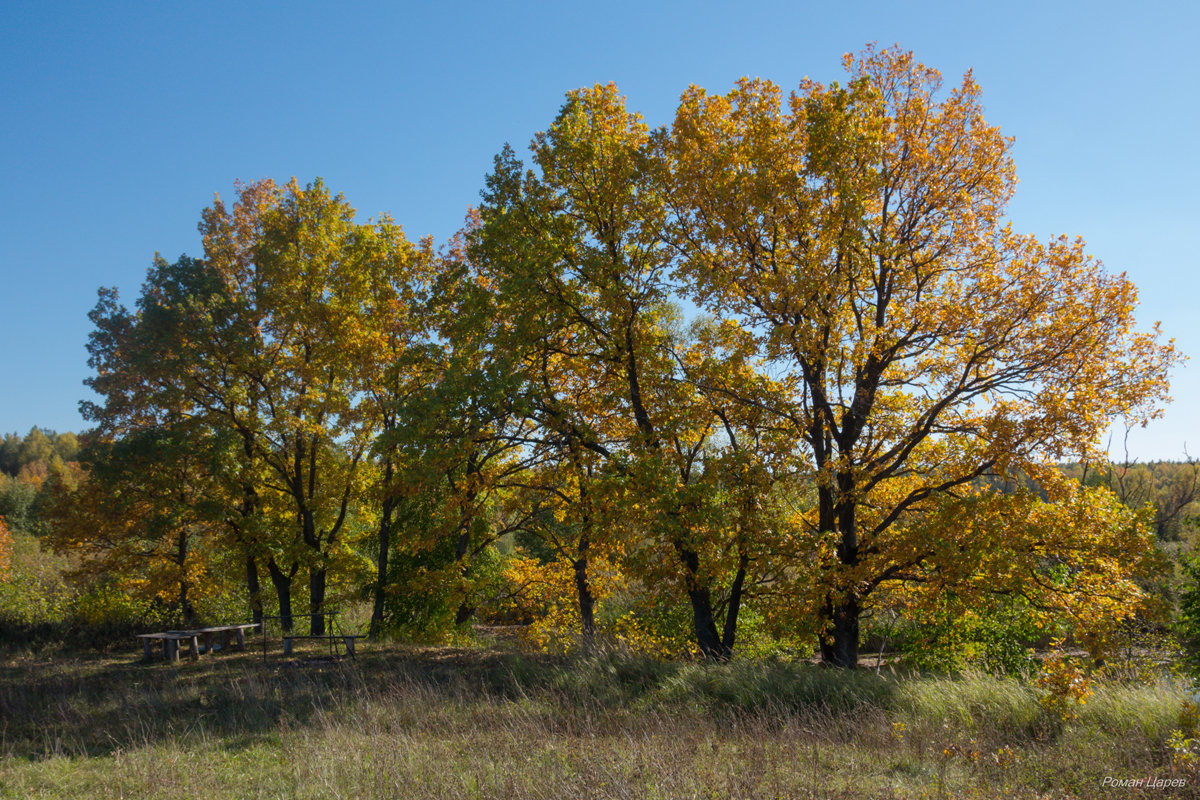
<box><xmin>0</xmin><ymin>640</ymin><xmax>909</xmax><ymax>761</ymax></box>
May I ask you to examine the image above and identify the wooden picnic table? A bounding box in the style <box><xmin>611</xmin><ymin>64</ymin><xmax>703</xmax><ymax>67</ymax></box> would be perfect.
<box><xmin>137</xmin><ymin>623</ymin><xmax>261</xmax><ymax>663</ymax></box>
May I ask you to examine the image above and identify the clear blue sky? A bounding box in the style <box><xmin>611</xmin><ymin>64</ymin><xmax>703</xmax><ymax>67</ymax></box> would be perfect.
<box><xmin>2</xmin><ymin>1</ymin><xmax>1196</xmax><ymax>460</ymax></box>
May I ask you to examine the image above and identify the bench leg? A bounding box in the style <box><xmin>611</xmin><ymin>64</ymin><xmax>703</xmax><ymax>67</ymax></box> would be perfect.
<box><xmin>235</xmin><ymin>628</ymin><xmax>246</xmax><ymax>651</ymax></box>
<box><xmin>189</xmin><ymin>635</ymin><xmax>200</xmax><ymax>661</ymax></box>
<box><xmin>142</xmin><ymin>639</ymin><xmax>153</xmax><ymax>661</ymax></box>
<box><xmin>166</xmin><ymin>639</ymin><xmax>179</xmax><ymax>663</ymax></box>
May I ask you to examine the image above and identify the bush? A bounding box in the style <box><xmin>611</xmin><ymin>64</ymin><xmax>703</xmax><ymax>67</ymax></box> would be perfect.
<box><xmin>1176</xmin><ymin>555</ymin><xmax>1200</xmax><ymax>677</ymax></box>
<box><xmin>889</xmin><ymin>596</ymin><xmax>1042</xmax><ymax>675</ymax></box>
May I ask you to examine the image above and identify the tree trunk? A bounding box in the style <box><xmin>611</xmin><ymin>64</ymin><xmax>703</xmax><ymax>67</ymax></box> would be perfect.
<box><xmin>266</xmin><ymin>558</ymin><xmax>295</xmax><ymax>632</ymax></box>
<box><xmin>820</xmin><ymin>594</ymin><xmax>860</xmax><ymax>668</ymax></box>
<box><xmin>369</xmin><ymin>463</ymin><xmax>397</xmax><ymax>640</ymax></box>
<box><xmin>246</xmin><ymin>554</ymin><xmax>263</xmax><ymax>625</ymax></box>
<box><xmin>673</xmin><ymin>540</ymin><xmax>730</xmax><ymax>659</ymax></box>
<box><xmin>369</xmin><ymin>510</ymin><xmax>392</xmax><ymax>639</ymax></box>
<box><xmin>309</xmin><ymin>566</ymin><xmax>327</xmax><ymax>636</ymax></box>
<box><xmin>816</xmin><ymin>478</ymin><xmax>862</xmax><ymax>668</ymax></box>
<box><xmin>688</xmin><ymin>586</ymin><xmax>729</xmax><ymax>660</ymax></box>
<box><xmin>179</xmin><ymin>582</ymin><xmax>195</xmax><ymax>628</ymax></box>
<box><xmin>573</xmin><ymin>553</ymin><xmax>596</xmax><ymax>642</ymax></box>
<box><xmin>175</xmin><ymin>528</ymin><xmax>194</xmax><ymax>627</ymax></box>
<box><xmin>721</xmin><ymin>555</ymin><xmax>748</xmax><ymax>652</ymax></box>
<box><xmin>449</xmin><ymin>451</ymin><xmax>480</xmax><ymax>630</ymax></box>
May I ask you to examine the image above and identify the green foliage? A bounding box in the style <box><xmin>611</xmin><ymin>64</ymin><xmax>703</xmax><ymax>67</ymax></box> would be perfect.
<box><xmin>886</xmin><ymin>594</ymin><xmax>1042</xmax><ymax>675</ymax></box>
<box><xmin>0</xmin><ymin>530</ymin><xmax>72</xmax><ymax>626</ymax></box>
<box><xmin>0</xmin><ymin>428</ymin><xmax>80</xmax><ymax>479</ymax></box>
<box><xmin>0</xmin><ymin>474</ymin><xmax>38</xmax><ymax>533</ymax></box>
<box><xmin>1176</xmin><ymin>555</ymin><xmax>1200</xmax><ymax>677</ymax></box>
<box><xmin>0</xmin><ymin>529</ymin><xmax>179</xmax><ymax>650</ymax></box>
<box><xmin>375</xmin><ymin>524</ymin><xmax>463</xmax><ymax>642</ymax></box>
<box><xmin>0</xmin><ymin>428</ymin><xmax>81</xmax><ymax>541</ymax></box>
<box><xmin>71</xmin><ymin>580</ymin><xmax>171</xmax><ymax>630</ymax></box>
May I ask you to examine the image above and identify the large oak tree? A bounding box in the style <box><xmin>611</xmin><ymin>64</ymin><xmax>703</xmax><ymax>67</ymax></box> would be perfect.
<box><xmin>662</xmin><ymin>46</ymin><xmax>1177</xmax><ymax>666</ymax></box>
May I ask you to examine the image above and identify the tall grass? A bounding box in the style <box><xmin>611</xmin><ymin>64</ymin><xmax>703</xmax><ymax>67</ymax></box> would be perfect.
<box><xmin>0</xmin><ymin>644</ymin><xmax>1195</xmax><ymax>799</ymax></box>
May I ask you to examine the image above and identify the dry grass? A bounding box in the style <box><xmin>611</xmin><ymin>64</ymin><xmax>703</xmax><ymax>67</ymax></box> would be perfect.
<box><xmin>1</xmin><ymin>640</ymin><xmax>1197</xmax><ymax>799</ymax></box>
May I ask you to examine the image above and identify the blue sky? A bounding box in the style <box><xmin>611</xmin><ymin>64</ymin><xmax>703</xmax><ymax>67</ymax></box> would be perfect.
<box><xmin>2</xmin><ymin>1</ymin><xmax>1196</xmax><ymax>460</ymax></box>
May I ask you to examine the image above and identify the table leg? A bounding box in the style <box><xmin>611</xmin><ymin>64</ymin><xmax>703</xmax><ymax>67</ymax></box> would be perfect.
<box><xmin>188</xmin><ymin>635</ymin><xmax>200</xmax><ymax>661</ymax></box>
<box><xmin>235</xmin><ymin>628</ymin><xmax>246</xmax><ymax>651</ymax></box>
<box><xmin>142</xmin><ymin>639</ymin><xmax>153</xmax><ymax>661</ymax></box>
<box><xmin>166</xmin><ymin>639</ymin><xmax>179</xmax><ymax>663</ymax></box>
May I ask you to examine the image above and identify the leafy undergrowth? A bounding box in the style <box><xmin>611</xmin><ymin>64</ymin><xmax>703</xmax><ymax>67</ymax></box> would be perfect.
<box><xmin>0</xmin><ymin>641</ymin><xmax>1196</xmax><ymax>799</ymax></box>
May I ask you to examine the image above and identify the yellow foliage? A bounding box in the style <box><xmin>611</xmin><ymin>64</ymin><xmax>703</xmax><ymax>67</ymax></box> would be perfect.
<box><xmin>500</xmin><ymin>552</ymin><xmax>696</xmax><ymax>658</ymax></box>
<box><xmin>1037</xmin><ymin>650</ymin><xmax>1094</xmax><ymax>720</ymax></box>
<box><xmin>661</xmin><ymin>44</ymin><xmax>1177</xmax><ymax>661</ymax></box>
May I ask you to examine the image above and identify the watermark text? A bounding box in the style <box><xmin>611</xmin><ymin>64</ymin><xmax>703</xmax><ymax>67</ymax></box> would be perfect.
<box><xmin>1102</xmin><ymin>776</ymin><xmax>1187</xmax><ymax>790</ymax></box>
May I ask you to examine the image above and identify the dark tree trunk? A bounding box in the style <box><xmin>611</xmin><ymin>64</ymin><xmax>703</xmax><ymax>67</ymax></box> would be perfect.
<box><xmin>452</xmin><ymin>526</ymin><xmax>476</xmax><ymax>627</ymax></box>
<box><xmin>246</xmin><ymin>554</ymin><xmax>263</xmax><ymax>625</ymax></box>
<box><xmin>175</xmin><ymin>529</ymin><xmax>194</xmax><ymax>627</ymax></box>
<box><xmin>266</xmin><ymin>558</ymin><xmax>296</xmax><ymax>632</ymax></box>
<box><xmin>369</xmin><ymin>509</ymin><xmax>393</xmax><ymax>639</ymax></box>
<box><xmin>820</xmin><ymin>594</ymin><xmax>860</xmax><ymax>668</ymax></box>
<box><xmin>688</xmin><ymin>586</ymin><xmax>730</xmax><ymax>660</ymax></box>
<box><xmin>449</xmin><ymin>451</ymin><xmax>480</xmax><ymax>630</ymax></box>
<box><xmin>674</xmin><ymin>540</ymin><xmax>731</xmax><ymax>660</ymax></box>
<box><xmin>179</xmin><ymin>582</ymin><xmax>195</xmax><ymax>628</ymax></box>
<box><xmin>369</xmin><ymin>459</ymin><xmax>397</xmax><ymax>640</ymax></box>
<box><xmin>573</xmin><ymin>552</ymin><xmax>595</xmax><ymax>642</ymax></box>
<box><xmin>574</xmin><ymin>479</ymin><xmax>596</xmax><ymax>643</ymax></box>
<box><xmin>721</xmin><ymin>556</ymin><xmax>748</xmax><ymax>652</ymax></box>
<box><xmin>309</xmin><ymin>566</ymin><xmax>327</xmax><ymax>636</ymax></box>
<box><xmin>816</xmin><ymin>477</ymin><xmax>863</xmax><ymax>668</ymax></box>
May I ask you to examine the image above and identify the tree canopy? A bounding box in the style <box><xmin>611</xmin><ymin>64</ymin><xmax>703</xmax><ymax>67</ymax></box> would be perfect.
<box><xmin>48</xmin><ymin>45</ymin><xmax>1182</xmax><ymax>667</ymax></box>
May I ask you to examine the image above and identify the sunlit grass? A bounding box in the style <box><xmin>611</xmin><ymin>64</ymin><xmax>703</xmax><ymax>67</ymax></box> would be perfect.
<box><xmin>1</xmin><ymin>643</ymin><xmax>1195</xmax><ymax>799</ymax></box>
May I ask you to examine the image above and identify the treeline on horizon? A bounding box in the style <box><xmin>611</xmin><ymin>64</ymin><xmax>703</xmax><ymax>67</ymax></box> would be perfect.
<box><xmin>1</xmin><ymin>46</ymin><xmax>1195</xmax><ymax>669</ymax></box>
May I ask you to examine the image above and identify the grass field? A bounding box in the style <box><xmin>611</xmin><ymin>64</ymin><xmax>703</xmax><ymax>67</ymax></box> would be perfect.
<box><xmin>1</xmin><ymin>636</ymin><xmax>1196</xmax><ymax>799</ymax></box>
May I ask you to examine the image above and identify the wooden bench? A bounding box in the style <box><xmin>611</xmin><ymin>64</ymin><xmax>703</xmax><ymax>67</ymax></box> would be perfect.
<box><xmin>281</xmin><ymin>633</ymin><xmax>366</xmax><ymax>658</ymax></box>
<box><xmin>137</xmin><ymin>623</ymin><xmax>260</xmax><ymax>663</ymax></box>
<box><xmin>257</xmin><ymin>611</ymin><xmax>365</xmax><ymax>661</ymax></box>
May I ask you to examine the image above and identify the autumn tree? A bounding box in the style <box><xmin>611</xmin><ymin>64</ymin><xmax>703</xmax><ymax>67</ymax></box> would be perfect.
<box><xmin>48</xmin><ymin>426</ymin><xmax>225</xmax><ymax>625</ymax></box>
<box><xmin>472</xmin><ymin>85</ymin><xmax>762</xmax><ymax>658</ymax></box>
<box><xmin>352</xmin><ymin>230</ymin><xmax>440</xmax><ymax>639</ymax></box>
<box><xmin>378</xmin><ymin>308</ymin><xmax>547</xmax><ymax>633</ymax></box>
<box><xmin>662</xmin><ymin>46</ymin><xmax>1177</xmax><ymax>666</ymax></box>
<box><xmin>82</xmin><ymin>179</ymin><xmax>431</xmax><ymax>635</ymax></box>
